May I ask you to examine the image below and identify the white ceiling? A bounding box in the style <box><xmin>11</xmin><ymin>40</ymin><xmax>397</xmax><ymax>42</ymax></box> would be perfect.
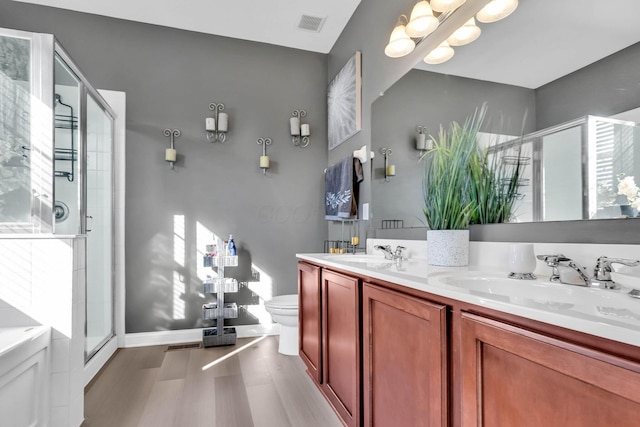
<box><xmin>416</xmin><ymin>0</ymin><xmax>640</xmax><ymax>88</ymax></box>
<box><xmin>12</xmin><ymin>0</ymin><xmax>640</xmax><ymax>88</ymax></box>
<box><xmin>12</xmin><ymin>0</ymin><xmax>362</xmax><ymax>54</ymax></box>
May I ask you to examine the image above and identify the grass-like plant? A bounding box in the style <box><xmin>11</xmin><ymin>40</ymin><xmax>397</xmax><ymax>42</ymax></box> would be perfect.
<box><xmin>422</xmin><ymin>104</ymin><xmax>526</xmax><ymax>230</ymax></box>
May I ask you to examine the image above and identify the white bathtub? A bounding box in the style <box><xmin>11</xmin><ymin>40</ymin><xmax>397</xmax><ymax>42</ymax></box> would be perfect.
<box><xmin>0</xmin><ymin>326</ymin><xmax>51</xmax><ymax>427</ymax></box>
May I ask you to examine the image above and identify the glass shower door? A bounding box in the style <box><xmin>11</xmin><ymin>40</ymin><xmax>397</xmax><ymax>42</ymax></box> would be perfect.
<box><xmin>85</xmin><ymin>94</ymin><xmax>114</xmax><ymax>360</ymax></box>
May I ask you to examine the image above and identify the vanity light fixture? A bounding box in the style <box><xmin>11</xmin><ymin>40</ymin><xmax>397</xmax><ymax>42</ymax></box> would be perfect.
<box><xmin>424</xmin><ymin>40</ymin><xmax>455</xmax><ymax>64</ymax></box>
<box><xmin>430</xmin><ymin>0</ymin><xmax>466</xmax><ymax>13</ymax></box>
<box><xmin>405</xmin><ymin>2</ymin><xmax>439</xmax><ymax>38</ymax></box>
<box><xmin>384</xmin><ymin>15</ymin><xmax>416</xmax><ymax>58</ymax></box>
<box><xmin>476</xmin><ymin>0</ymin><xmax>518</xmax><ymax>23</ymax></box>
<box><xmin>257</xmin><ymin>137</ymin><xmax>272</xmax><ymax>175</ymax></box>
<box><xmin>163</xmin><ymin>128</ymin><xmax>181</xmax><ymax>169</ymax></box>
<box><xmin>386</xmin><ymin>0</ymin><xmax>518</xmax><ymax>63</ymax></box>
<box><xmin>447</xmin><ymin>17</ymin><xmax>481</xmax><ymax>46</ymax></box>
<box><xmin>290</xmin><ymin>109</ymin><xmax>310</xmax><ymax>147</ymax></box>
<box><xmin>206</xmin><ymin>102</ymin><xmax>228</xmax><ymax>143</ymax></box>
<box><xmin>380</xmin><ymin>147</ymin><xmax>395</xmax><ymax>181</ymax></box>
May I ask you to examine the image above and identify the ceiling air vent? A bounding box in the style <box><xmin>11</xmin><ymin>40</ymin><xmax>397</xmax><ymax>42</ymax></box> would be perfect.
<box><xmin>298</xmin><ymin>15</ymin><xmax>326</xmax><ymax>33</ymax></box>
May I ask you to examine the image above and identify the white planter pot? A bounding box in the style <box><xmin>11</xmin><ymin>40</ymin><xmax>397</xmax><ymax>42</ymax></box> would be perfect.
<box><xmin>427</xmin><ymin>229</ymin><xmax>469</xmax><ymax>267</ymax></box>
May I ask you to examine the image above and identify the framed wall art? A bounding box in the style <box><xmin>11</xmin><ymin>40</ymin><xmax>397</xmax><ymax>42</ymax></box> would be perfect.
<box><xmin>327</xmin><ymin>51</ymin><xmax>361</xmax><ymax>150</ymax></box>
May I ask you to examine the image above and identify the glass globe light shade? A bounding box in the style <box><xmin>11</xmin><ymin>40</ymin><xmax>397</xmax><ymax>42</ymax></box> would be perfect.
<box><xmin>424</xmin><ymin>41</ymin><xmax>455</xmax><ymax>65</ymax></box>
<box><xmin>447</xmin><ymin>18</ymin><xmax>481</xmax><ymax>46</ymax></box>
<box><xmin>406</xmin><ymin>1</ymin><xmax>439</xmax><ymax>38</ymax></box>
<box><xmin>430</xmin><ymin>0</ymin><xmax>467</xmax><ymax>13</ymax></box>
<box><xmin>384</xmin><ymin>24</ymin><xmax>416</xmax><ymax>58</ymax></box>
<box><xmin>476</xmin><ymin>0</ymin><xmax>518</xmax><ymax>23</ymax></box>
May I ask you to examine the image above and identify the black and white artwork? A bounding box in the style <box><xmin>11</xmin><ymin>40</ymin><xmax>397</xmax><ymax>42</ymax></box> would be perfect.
<box><xmin>327</xmin><ymin>51</ymin><xmax>361</xmax><ymax>150</ymax></box>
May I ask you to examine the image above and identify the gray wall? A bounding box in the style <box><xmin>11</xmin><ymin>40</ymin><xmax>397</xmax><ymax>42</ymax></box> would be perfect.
<box><xmin>371</xmin><ymin>69</ymin><xmax>535</xmax><ymax>229</ymax></box>
<box><xmin>0</xmin><ymin>0</ymin><xmax>328</xmax><ymax>333</ymax></box>
<box><xmin>536</xmin><ymin>42</ymin><xmax>640</xmax><ymax>129</ymax></box>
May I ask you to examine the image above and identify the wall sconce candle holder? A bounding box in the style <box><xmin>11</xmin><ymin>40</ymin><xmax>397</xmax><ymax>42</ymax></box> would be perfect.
<box><xmin>380</xmin><ymin>147</ymin><xmax>395</xmax><ymax>181</ymax></box>
<box><xmin>163</xmin><ymin>128</ymin><xmax>181</xmax><ymax>169</ymax></box>
<box><xmin>416</xmin><ymin>125</ymin><xmax>431</xmax><ymax>157</ymax></box>
<box><xmin>206</xmin><ymin>102</ymin><xmax>228</xmax><ymax>143</ymax></box>
<box><xmin>290</xmin><ymin>109</ymin><xmax>310</xmax><ymax>147</ymax></box>
<box><xmin>257</xmin><ymin>137</ymin><xmax>272</xmax><ymax>175</ymax></box>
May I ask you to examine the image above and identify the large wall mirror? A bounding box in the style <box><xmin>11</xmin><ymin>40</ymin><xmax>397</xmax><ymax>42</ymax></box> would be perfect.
<box><xmin>370</xmin><ymin>0</ymin><xmax>640</xmax><ymax>230</ymax></box>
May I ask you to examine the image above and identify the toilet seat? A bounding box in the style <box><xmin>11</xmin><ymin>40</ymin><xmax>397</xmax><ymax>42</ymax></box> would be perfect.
<box><xmin>265</xmin><ymin>294</ymin><xmax>298</xmax><ymax>309</ymax></box>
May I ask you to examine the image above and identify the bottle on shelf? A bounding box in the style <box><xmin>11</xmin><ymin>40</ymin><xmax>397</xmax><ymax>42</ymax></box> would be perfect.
<box><xmin>228</xmin><ymin>234</ymin><xmax>236</xmax><ymax>256</ymax></box>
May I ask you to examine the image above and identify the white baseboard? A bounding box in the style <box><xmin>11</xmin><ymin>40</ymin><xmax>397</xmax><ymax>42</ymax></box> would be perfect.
<box><xmin>123</xmin><ymin>324</ymin><xmax>280</xmax><ymax>348</ymax></box>
<box><xmin>84</xmin><ymin>337</ymin><xmax>118</xmax><ymax>386</ymax></box>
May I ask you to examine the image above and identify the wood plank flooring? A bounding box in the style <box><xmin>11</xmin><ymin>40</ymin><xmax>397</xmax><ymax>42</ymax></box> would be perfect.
<box><xmin>82</xmin><ymin>336</ymin><xmax>343</xmax><ymax>427</ymax></box>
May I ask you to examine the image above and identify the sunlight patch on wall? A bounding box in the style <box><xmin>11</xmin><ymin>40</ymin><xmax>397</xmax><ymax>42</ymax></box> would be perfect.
<box><xmin>173</xmin><ymin>214</ymin><xmax>185</xmax><ymax>267</ymax></box>
<box><xmin>247</xmin><ymin>263</ymin><xmax>273</xmax><ymax>303</ymax></box>
<box><xmin>196</xmin><ymin>221</ymin><xmax>222</xmax><ymax>281</ymax></box>
<box><xmin>172</xmin><ymin>214</ymin><xmax>186</xmax><ymax>320</ymax></box>
<box><xmin>172</xmin><ymin>270</ymin><xmax>185</xmax><ymax>320</ymax></box>
<box><xmin>247</xmin><ymin>263</ymin><xmax>274</xmax><ymax>326</ymax></box>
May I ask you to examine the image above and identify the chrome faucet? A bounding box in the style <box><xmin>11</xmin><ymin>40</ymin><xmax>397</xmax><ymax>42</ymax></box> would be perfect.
<box><xmin>374</xmin><ymin>244</ymin><xmax>407</xmax><ymax>261</ymax></box>
<box><xmin>536</xmin><ymin>254</ymin><xmax>591</xmax><ymax>287</ymax></box>
<box><xmin>592</xmin><ymin>256</ymin><xmax>640</xmax><ymax>289</ymax></box>
<box><xmin>537</xmin><ymin>254</ymin><xmax>640</xmax><ymax>290</ymax></box>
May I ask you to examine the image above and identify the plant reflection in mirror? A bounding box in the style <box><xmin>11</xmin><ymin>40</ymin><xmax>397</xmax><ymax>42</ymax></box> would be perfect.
<box><xmin>421</xmin><ymin>103</ymin><xmax>529</xmax><ymax>230</ymax></box>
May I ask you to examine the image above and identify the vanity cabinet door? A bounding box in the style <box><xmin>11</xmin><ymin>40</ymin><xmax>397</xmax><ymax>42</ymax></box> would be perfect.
<box><xmin>461</xmin><ymin>312</ymin><xmax>640</xmax><ymax>427</ymax></box>
<box><xmin>322</xmin><ymin>269</ymin><xmax>360</xmax><ymax>427</ymax></box>
<box><xmin>298</xmin><ymin>262</ymin><xmax>322</xmax><ymax>384</ymax></box>
<box><xmin>363</xmin><ymin>283</ymin><xmax>447</xmax><ymax>427</ymax></box>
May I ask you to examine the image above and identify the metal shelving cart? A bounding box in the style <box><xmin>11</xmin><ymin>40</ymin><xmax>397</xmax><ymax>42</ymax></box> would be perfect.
<box><xmin>202</xmin><ymin>238</ymin><xmax>238</xmax><ymax>347</ymax></box>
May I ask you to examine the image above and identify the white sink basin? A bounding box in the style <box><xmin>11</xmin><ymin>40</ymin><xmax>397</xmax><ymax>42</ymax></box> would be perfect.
<box><xmin>429</xmin><ymin>271</ymin><xmax>640</xmax><ymax>326</ymax></box>
<box><xmin>433</xmin><ymin>271</ymin><xmax>574</xmax><ymax>299</ymax></box>
<box><xmin>324</xmin><ymin>254</ymin><xmax>394</xmax><ymax>264</ymax></box>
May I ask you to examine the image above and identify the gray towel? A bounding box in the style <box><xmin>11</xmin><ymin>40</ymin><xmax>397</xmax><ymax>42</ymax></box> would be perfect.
<box><xmin>325</xmin><ymin>157</ymin><xmax>364</xmax><ymax>220</ymax></box>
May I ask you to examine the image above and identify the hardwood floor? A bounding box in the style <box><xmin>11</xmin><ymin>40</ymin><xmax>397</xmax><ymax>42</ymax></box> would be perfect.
<box><xmin>83</xmin><ymin>336</ymin><xmax>343</xmax><ymax>427</ymax></box>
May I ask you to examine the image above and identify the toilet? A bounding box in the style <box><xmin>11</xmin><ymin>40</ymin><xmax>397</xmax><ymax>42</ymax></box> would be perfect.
<box><xmin>264</xmin><ymin>294</ymin><xmax>299</xmax><ymax>356</ymax></box>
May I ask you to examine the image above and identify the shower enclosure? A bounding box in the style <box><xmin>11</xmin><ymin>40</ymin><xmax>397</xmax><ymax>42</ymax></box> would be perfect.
<box><xmin>0</xmin><ymin>27</ymin><xmax>116</xmax><ymax>361</ymax></box>
<box><xmin>493</xmin><ymin>115</ymin><xmax>640</xmax><ymax>222</ymax></box>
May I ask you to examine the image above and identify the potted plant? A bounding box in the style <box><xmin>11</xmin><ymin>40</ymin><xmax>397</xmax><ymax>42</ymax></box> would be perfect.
<box><xmin>422</xmin><ymin>105</ymin><xmax>526</xmax><ymax>266</ymax></box>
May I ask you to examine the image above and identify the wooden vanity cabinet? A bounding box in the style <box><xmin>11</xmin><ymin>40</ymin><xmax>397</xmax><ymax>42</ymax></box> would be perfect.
<box><xmin>298</xmin><ymin>262</ymin><xmax>322</xmax><ymax>384</ymax></box>
<box><xmin>362</xmin><ymin>283</ymin><xmax>448</xmax><ymax>427</ymax></box>
<box><xmin>321</xmin><ymin>269</ymin><xmax>361</xmax><ymax>427</ymax></box>
<box><xmin>460</xmin><ymin>312</ymin><xmax>640</xmax><ymax>427</ymax></box>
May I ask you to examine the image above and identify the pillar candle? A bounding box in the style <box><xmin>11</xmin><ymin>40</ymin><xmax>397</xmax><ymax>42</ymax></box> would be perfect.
<box><xmin>351</xmin><ymin>236</ymin><xmax>359</xmax><ymax>246</ymax></box>
<box><xmin>386</xmin><ymin>164</ymin><xmax>396</xmax><ymax>176</ymax></box>
<box><xmin>301</xmin><ymin>123</ymin><xmax>310</xmax><ymax>136</ymax></box>
<box><xmin>416</xmin><ymin>133</ymin><xmax>427</xmax><ymax>150</ymax></box>
<box><xmin>260</xmin><ymin>155</ymin><xmax>270</xmax><ymax>169</ymax></box>
<box><xmin>290</xmin><ymin>117</ymin><xmax>300</xmax><ymax>136</ymax></box>
<box><xmin>165</xmin><ymin>148</ymin><xmax>177</xmax><ymax>162</ymax></box>
<box><xmin>218</xmin><ymin>113</ymin><xmax>228</xmax><ymax>132</ymax></box>
<box><xmin>205</xmin><ymin>117</ymin><xmax>216</xmax><ymax>131</ymax></box>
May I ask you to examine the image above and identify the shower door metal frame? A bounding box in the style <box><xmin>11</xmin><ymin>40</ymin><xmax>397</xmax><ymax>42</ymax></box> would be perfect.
<box><xmin>54</xmin><ymin>41</ymin><xmax>117</xmax><ymax>362</ymax></box>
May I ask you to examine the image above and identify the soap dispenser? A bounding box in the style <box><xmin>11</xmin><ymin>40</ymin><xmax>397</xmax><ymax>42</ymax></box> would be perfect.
<box><xmin>228</xmin><ymin>235</ymin><xmax>237</xmax><ymax>256</ymax></box>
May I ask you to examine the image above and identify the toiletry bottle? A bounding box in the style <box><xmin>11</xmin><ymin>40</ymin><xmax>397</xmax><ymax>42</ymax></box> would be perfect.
<box><xmin>228</xmin><ymin>235</ymin><xmax>237</xmax><ymax>256</ymax></box>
